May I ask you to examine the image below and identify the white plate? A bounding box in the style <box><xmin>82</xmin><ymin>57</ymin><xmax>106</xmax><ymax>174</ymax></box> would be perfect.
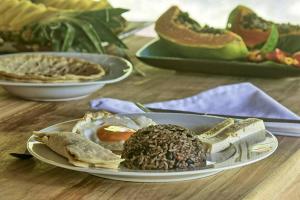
<box><xmin>0</xmin><ymin>52</ymin><xmax>133</xmax><ymax>101</ymax></box>
<box><xmin>27</xmin><ymin>113</ymin><xmax>278</xmax><ymax>182</ymax></box>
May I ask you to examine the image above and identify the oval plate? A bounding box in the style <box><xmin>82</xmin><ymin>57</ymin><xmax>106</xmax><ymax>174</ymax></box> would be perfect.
<box><xmin>136</xmin><ymin>39</ymin><xmax>300</xmax><ymax>78</ymax></box>
<box><xmin>0</xmin><ymin>52</ymin><xmax>132</xmax><ymax>101</ymax></box>
<box><xmin>27</xmin><ymin>113</ymin><xmax>278</xmax><ymax>182</ymax></box>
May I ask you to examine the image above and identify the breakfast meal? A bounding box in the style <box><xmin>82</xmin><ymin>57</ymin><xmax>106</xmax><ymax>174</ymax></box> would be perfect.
<box><xmin>0</xmin><ymin>0</ymin><xmax>126</xmax><ymax>53</ymax></box>
<box><xmin>154</xmin><ymin>5</ymin><xmax>300</xmax><ymax>68</ymax></box>
<box><xmin>0</xmin><ymin>55</ymin><xmax>106</xmax><ymax>83</ymax></box>
<box><xmin>34</xmin><ymin>131</ymin><xmax>123</xmax><ymax>169</ymax></box>
<box><xmin>2</xmin><ymin>1</ymin><xmax>284</xmax><ymax>189</ymax></box>
<box><xmin>121</xmin><ymin>124</ymin><xmax>207</xmax><ymax>170</ymax></box>
<box><xmin>155</xmin><ymin>6</ymin><xmax>248</xmax><ymax>60</ymax></box>
<box><xmin>33</xmin><ymin>111</ymin><xmax>270</xmax><ymax>171</ymax></box>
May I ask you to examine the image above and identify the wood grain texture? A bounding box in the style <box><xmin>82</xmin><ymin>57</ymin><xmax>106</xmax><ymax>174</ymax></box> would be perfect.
<box><xmin>0</xmin><ymin>36</ymin><xmax>300</xmax><ymax>200</ymax></box>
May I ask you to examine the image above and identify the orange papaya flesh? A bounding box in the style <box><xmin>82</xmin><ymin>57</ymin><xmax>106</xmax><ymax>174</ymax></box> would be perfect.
<box><xmin>293</xmin><ymin>51</ymin><xmax>300</xmax><ymax>60</ymax></box>
<box><xmin>233</xmin><ymin>27</ymin><xmax>270</xmax><ymax>49</ymax></box>
<box><xmin>228</xmin><ymin>5</ymin><xmax>272</xmax><ymax>48</ymax></box>
<box><xmin>228</xmin><ymin>5</ymin><xmax>300</xmax><ymax>53</ymax></box>
<box><xmin>155</xmin><ymin>6</ymin><xmax>248</xmax><ymax>60</ymax></box>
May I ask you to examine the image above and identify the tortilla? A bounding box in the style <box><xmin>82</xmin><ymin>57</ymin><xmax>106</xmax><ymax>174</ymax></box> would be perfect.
<box><xmin>34</xmin><ymin>131</ymin><xmax>123</xmax><ymax>169</ymax></box>
<box><xmin>0</xmin><ymin>55</ymin><xmax>105</xmax><ymax>83</ymax></box>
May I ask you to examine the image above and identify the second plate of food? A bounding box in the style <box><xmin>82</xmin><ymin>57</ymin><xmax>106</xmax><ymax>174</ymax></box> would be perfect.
<box><xmin>0</xmin><ymin>52</ymin><xmax>132</xmax><ymax>101</ymax></box>
<box><xmin>136</xmin><ymin>39</ymin><xmax>300</xmax><ymax>78</ymax></box>
<box><xmin>27</xmin><ymin>112</ymin><xmax>278</xmax><ymax>182</ymax></box>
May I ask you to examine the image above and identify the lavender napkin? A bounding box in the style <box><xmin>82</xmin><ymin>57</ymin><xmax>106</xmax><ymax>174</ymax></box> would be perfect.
<box><xmin>91</xmin><ymin>82</ymin><xmax>299</xmax><ymax>120</ymax></box>
<box><xmin>90</xmin><ymin>82</ymin><xmax>300</xmax><ymax>136</ymax></box>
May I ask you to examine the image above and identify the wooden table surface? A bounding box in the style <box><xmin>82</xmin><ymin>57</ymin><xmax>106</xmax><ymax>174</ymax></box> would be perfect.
<box><xmin>0</xmin><ymin>36</ymin><xmax>299</xmax><ymax>200</ymax></box>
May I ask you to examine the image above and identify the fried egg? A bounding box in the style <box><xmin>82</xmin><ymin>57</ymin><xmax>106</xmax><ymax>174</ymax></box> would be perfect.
<box><xmin>72</xmin><ymin>111</ymin><xmax>156</xmax><ymax>151</ymax></box>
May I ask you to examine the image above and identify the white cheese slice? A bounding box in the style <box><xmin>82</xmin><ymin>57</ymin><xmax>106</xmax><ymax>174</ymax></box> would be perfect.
<box><xmin>199</xmin><ymin>118</ymin><xmax>266</xmax><ymax>153</ymax></box>
<box><xmin>198</xmin><ymin>118</ymin><xmax>234</xmax><ymax>139</ymax></box>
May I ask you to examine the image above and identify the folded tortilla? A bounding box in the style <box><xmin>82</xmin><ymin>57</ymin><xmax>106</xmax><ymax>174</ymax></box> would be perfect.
<box><xmin>34</xmin><ymin>131</ymin><xmax>123</xmax><ymax>169</ymax></box>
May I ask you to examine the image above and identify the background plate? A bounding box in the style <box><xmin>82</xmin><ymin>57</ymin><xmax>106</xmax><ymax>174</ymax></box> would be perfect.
<box><xmin>0</xmin><ymin>52</ymin><xmax>132</xmax><ymax>101</ymax></box>
<box><xmin>27</xmin><ymin>113</ymin><xmax>278</xmax><ymax>182</ymax></box>
<box><xmin>136</xmin><ymin>39</ymin><xmax>300</xmax><ymax>77</ymax></box>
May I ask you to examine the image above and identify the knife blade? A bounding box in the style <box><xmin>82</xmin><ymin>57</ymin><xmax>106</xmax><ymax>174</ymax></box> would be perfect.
<box><xmin>147</xmin><ymin>107</ymin><xmax>300</xmax><ymax>123</ymax></box>
<box><xmin>146</xmin><ymin>107</ymin><xmax>300</xmax><ymax>137</ymax></box>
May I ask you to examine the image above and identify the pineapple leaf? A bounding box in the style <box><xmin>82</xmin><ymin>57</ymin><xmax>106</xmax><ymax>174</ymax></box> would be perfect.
<box><xmin>61</xmin><ymin>22</ymin><xmax>75</xmax><ymax>51</ymax></box>
<box><xmin>19</xmin><ymin>8</ymin><xmax>127</xmax><ymax>53</ymax></box>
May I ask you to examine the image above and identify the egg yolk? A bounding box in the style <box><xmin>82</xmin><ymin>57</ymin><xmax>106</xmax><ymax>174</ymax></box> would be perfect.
<box><xmin>97</xmin><ymin>125</ymin><xmax>135</xmax><ymax>142</ymax></box>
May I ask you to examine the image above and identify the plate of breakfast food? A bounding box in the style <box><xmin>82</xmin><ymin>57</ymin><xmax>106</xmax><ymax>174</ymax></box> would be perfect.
<box><xmin>136</xmin><ymin>6</ymin><xmax>300</xmax><ymax>77</ymax></box>
<box><xmin>27</xmin><ymin>112</ymin><xmax>278</xmax><ymax>182</ymax></box>
<box><xmin>0</xmin><ymin>52</ymin><xmax>132</xmax><ymax>101</ymax></box>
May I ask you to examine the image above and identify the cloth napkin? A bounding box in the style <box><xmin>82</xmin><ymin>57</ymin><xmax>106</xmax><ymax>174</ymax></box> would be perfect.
<box><xmin>90</xmin><ymin>82</ymin><xmax>300</xmax><ymax>136</ymax></box>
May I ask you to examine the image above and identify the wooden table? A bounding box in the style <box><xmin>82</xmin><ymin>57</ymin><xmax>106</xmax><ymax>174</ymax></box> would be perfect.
<box><xmin>1</xmin><ymin>36</ymin><xmax>299</xmax><ymax>200</ymax></box>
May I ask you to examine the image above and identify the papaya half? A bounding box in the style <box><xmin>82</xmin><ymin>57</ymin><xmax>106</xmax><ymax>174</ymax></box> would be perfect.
<box><xmin>227</xmin><ymin>5</ymin><xmax>300</xmax><ymax>53</ymax></box>
<box><xmin>155</xmin><ymin>6</ymin><xmax>248</xmax><ymax>60</ymax></box>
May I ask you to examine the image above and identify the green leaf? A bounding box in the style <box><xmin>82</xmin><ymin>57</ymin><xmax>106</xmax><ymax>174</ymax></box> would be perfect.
<box><xmin>68</xmin><ymin>18</ymin><xmax>104</xmax><ymax>53</ymax></box>
<box><xmin>73</xmin><ymin>28</ymin><xmax>97</xmax><ymax>53</ymax></box>
<box><xmin>97</xmin><ymin>21</ymin><xmax>127</xmax><ymax>48</ymax></box>
<box><xmin>31</xmin><ymin>24</ymin><xmax>42</xmax><ymax>36</ymax></box>
<box><xmin>277</xmin><ymin>34</ymin><xmax>300</xmax><ymax>53</ymax></box>
<box><xmin>260</xmin><ymin>24</ymin><xmax>279</xmax><ymax>53</ymax></box>
<box><xmin>61</xmin><ymin>22</ymin><xmax>75</xmax><ymax>51</ymax></box>
<box><xmin>74</xmin><ymin>8</ymin><xmax>128</xmax><ymax>32</ymax></box>
<box><xmin>78</xmin><ymin>16</ymin><xmax>126</xmax><ymax>48</ymax></box>
<box><xmin>19</xmin><ymin>8</ymin><xmax>128</xmax><ymax>53</ymax></box>
<box><xmin>76</xmin><ymin>8</ymin><xmax>128</xmax><ymax>24</ymax></box>
<box><xmin>75</xmin><ymin>8</ymin><xmax>127</xmax><ymax>48</ymax></box>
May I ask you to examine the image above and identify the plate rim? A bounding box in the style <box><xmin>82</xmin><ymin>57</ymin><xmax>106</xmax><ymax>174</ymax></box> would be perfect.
<box><xmin>0</xmin><ymin>52</ymin><xmax>133</xmax><ymax>87</ymax></box>
<box><xmin>27</xmin><ymin>112</ymin><xmax>278</xmax><ymax>177</ymax></box>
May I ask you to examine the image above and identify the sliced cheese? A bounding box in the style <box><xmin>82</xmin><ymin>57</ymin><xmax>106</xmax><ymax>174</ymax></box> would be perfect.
<box><xmin>199</xmin><ymin>118</ymin><xmax>266</xmax><ymax>153</ymax></box>
<box><xmin>198</xmin><ymin>118</ymin><xmax>234</xmax><ymax>139</ymax></box>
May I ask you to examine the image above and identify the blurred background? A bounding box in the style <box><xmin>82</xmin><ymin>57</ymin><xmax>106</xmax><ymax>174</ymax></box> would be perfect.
<box><xmin>110</xmin><ymin>0</ymin><xmax>300</xmax><ymax>27</ymax></box>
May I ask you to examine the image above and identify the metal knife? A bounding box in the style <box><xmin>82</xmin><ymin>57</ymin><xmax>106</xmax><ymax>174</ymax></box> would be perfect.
<box><xmin>140</xmin><ymin>107</ymin><xmax>300</xmax><ymax>137</ymax></box>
